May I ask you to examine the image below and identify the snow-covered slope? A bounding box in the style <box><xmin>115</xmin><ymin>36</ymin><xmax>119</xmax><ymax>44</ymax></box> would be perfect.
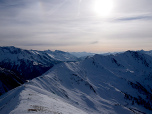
<box><xmin>0</xmin><ymin>50</ymin><xmax>152</xmax><ymax>114</ymax></box>
<box><xmin>44</xmin><ymin>50</ymin><xmax>79</xmax><ymax>61</ymax></box>
<box><xmin>0</xmin><ymin>85</ymin><xmax>87</xmax><ymax>114</ymax></box>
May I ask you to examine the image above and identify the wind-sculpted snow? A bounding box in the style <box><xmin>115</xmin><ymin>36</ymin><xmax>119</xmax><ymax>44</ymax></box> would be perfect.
<box><xmin>0</xmin><ymin>85</ymin><xmax>87</xmax><ymax>114</ymax></box>
<box><xmin>0</xmin><ymin>50</ymin><xmax>152</xmax><ymax>113</ymax></box>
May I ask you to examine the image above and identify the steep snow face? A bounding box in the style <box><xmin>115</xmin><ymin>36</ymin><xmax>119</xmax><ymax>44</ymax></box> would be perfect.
<box><xmin>82</xmin><ymin>51</ymin><xmax>152</xmax><ymax>111</ymax></box>
<box><xmin>0</xmin><ymin>51</ymin><xmax>152</xmax><ymax>114</ymax></box>
<box><xmin>44</xmin><ymin>50</ymin><xmax>79</xmax><ymax>61</ymax></box>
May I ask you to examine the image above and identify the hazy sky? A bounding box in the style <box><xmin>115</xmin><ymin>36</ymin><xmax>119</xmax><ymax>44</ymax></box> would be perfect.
<box><xmin>0</xmin><ymin>0</ymin><xmax>152</xmax><ymax>52</ymax></box>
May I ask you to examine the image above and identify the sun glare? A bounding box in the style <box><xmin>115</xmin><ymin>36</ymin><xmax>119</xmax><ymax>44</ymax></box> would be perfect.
<box><xmin>94</xmin><ymin>0</ymin><xmax>113</xmax><ymax>17</ymax></box>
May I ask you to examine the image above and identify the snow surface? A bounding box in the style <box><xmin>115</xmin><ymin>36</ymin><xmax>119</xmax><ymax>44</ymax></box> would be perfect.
<box><xmin>0</xmin><ymin>85</ymin><xmax>87</xmax><ymax>114</ymax></box>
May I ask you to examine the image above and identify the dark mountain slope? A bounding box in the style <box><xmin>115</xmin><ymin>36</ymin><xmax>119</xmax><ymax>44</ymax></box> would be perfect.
<box><xmin>0</xmin><ymin>67</ymin><xmax>24</xmax><ymax>95</ymax></box>
<box><xmin>0</xmin><ymin>46</ymin><xmax>60</xmax><ymax>80</ymax></box>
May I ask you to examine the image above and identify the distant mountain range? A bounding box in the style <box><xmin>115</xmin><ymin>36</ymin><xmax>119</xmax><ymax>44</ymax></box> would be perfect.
<box><xmin>69</xmin><ymin>52</ymin><xmax>95</xmax><ymax>58</ymax></box>
<box><xmin>0</xmin><ymin>47</ymin><xmax>152</xmax><ymax>114</ymax></box>
<box><xmin>45</xmin><ymin>50</ymin><xmax>79</xmax><ymax>61</ymax></box>
<box><xmin>0</xmin><ymin>46</ymin><xmax>80</xmax><ymax>95</ymax></box>
<box><xmin>138</xmin><ymin>50</ymin><xmax>152</xmax><ymax>57</ymax></box>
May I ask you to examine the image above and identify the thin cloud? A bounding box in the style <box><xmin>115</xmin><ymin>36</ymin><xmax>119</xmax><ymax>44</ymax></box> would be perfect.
<box><xmin>90</xmin><ymin>41</ymin><xmax>99</xmax><ymax>44</ymax></box>
<box><xmin>0</xmin><ymin>0</ymin><xmax>152</xmax><ymax>52</ymax></box>
<box><xmin>19</xmin><ymin>41</ymin><xmax>84</xmax><ymax>47</ymax></box>
<box><xmin>115</xmin><ymin>15</ymin><xmax>152</xmax><ymax>22</ymax></box>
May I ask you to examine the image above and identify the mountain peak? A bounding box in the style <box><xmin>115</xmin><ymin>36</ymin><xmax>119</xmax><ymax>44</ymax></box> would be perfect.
<box><xmin>0</xmin><ymin>46</ymin><xmax>22</xmax><ymax>54</ymax></box>
<box><xmin>54</xmin><ymin>50</ymin><xmax>66</xmax><ymax>53</ymax></box>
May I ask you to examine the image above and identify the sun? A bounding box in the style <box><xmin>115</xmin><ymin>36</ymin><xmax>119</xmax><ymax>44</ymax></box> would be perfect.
<box><xmin>94</xmin><ymin>0</ymin><xmax>114</xmax><ymax>17</ymax></box>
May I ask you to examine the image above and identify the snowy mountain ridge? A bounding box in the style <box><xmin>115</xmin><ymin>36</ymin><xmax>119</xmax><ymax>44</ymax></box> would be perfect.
<box><xmin>0</xmin><ymin>50</ymin><xmax>152</xmax><ymax>114</ymax></box>
<box><xmin>44</xmin><ymin>50</ymin><xmax>79</xmax><ymax>61</ymax></box>
<box><xmin>0</xmin><ymin>46</ymin><xmax>79</xmax><ymax>96</ymax></box>
<box><xmin>0</xmin><ymin>46</ymin><xmax>79</xmax><ymax>78</ymax></box>
<box><xmin>69</xmin><ymin>52</ymin><xmax>95</xmax><ymax>58</ymax></box>
<box><xmin>0</xmin><ymin>46</ymin><xmax>59</xmax><ymax>80</ymax></box>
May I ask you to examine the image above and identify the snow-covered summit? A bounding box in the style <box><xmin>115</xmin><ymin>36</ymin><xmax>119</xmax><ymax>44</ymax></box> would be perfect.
<box><xmin>44</xmin><ymin>50</ymin><xmax>79</xmax><ymax>61</ymax></box>
<box><xmin>0</xmin><ymin>46</ymin><xmax>22</xmax><ymax>54</ymax></box>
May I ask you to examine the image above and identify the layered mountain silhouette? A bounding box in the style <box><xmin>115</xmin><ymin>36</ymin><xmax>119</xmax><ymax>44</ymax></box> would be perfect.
<box><xmin>0</xmin><ymin>47</ymin><xmax>152</xmax><ymax>114</ymax></box>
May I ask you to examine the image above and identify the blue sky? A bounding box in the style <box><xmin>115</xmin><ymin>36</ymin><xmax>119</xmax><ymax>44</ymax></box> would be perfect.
<box><xmin>0</xmin><ymin>0</ymin><xmax>152</xmax><ymax>52</ymax></box>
